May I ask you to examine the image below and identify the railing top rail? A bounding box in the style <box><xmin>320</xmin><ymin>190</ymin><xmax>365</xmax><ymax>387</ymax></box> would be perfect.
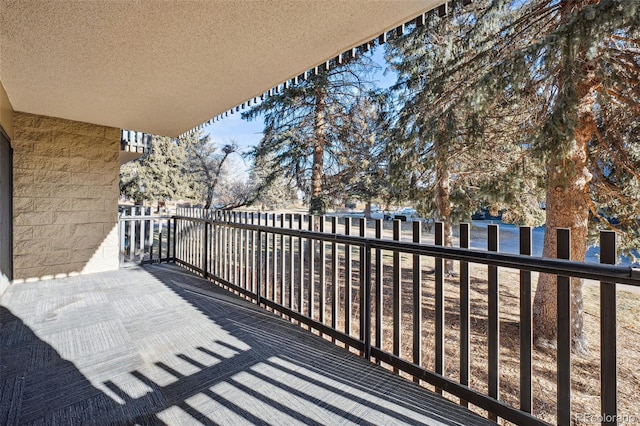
<box><xmin>173</xmin><ymin>214</ymin><xmax>640</xmax><ymax>286</ymax></box>
<box><xmin>119</xmin><ymin>214</ymin><xmax>172</xmax><ymax>221</ymax></box>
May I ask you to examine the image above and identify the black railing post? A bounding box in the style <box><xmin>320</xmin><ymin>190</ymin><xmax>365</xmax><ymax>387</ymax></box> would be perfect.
<box><xmin>147</xmin><ymin>211</ymin><xmax>153</xmax><ymax>263</ymax></box>
<box><xmin>375</xmin><ymin>219</ymin><xmax>383</xmax><ymax>360</ymax></box>
<box><xmin>298</xmin><ymin>214</ymin><xmax>304</xmax><ymax>315</ymax></box>
<box><xmin>392</xmin><ymin>219</ymin><xmax>401</xmax><ymax>373</ymax></box>
<box><xmin>488</xmin><ymin>224</ymin><xmax>500</xmax><ymax>420</ymax></box>
<box><xmin>219</xmin><ymin>211</ymin><xmax>224</xmax><ymax>280</ymax></box>
<box><xmin>139</xmin><ymin>207</ymin><xmax>146</xmax><ymax>264</ymax></box>
<box><xmin>166</xmin><ymin>217</ymin><xmax>171</xmax><ymax>262</ymax></box>
<box><xmin>149</xmin><ymin>217</ymin><xmax>155</xmax><ymax>263</ymax></box>
<box><xmin>280</xmin><ymin>214</ymin><xmax>286</xmax><ymax>307</ymax></box>
<box><xmin>224</xmin><ymin>210</ymin><xmax>233</xmax><ymax>281</ymax></box>
<box><xmin>236</xmin><ymin>212</ymin><xmax>246</xmax><ymax>288</ymax></box>
<box><xmin>600</xmin><ymin>230</ymin><xmax>617</xmax><ymax>426</ymax></box>
<box><xmin>264</xmin><ymin>213</ymin><xmax>271</xmax><ymax>303</ymax></box>
<box><xmin>412</xmin><ymin>220</ymin><xmax>422</xmax><ymax>383</ymax></box>
<box><xmin>218</xmin><ymin>210</ymin><xmax>224</xmax><ymax>278</ymax></box>
<box><xmin>331</xmin><ymin>216</ymin><xmax>338</xmax><ymax>337</ymax></box>
<box><xmin>363</xmin><ymin>241</ymin><xmax>372</xmax><ymax>361</ymax></box>
<box><xmin>557</xmin><ymin>228</ymin><xmax>571</xmax><ymax>426</ymax></box>
<box><xmin>236</xmin><ymin>211</ymin><xmax>242</xmax><ymax>289</ymax></box>
<box><xmin>256</xmin><ymin>225</ymin><xmax>263</xmax><ymax>307</ymax></box>
<box><xmin>230</xmin><ymin>211</ymin><xmax>234</xmax><ymax>282</ymax></box>
<box><xmin>359</xmin><ymin>218</ymin><xmax>366</xmax><ymax>346</ymax></box>
<box><xmin>459</xmin><ymin>223</ymin><xmax>470</xmax><ymax>407</ymax></box>
<box><xmin>273</xmin><ymin>213</ymin><xmax>279</xmax><ymax>307</ymax></box>
<box><xmin>288</xmin><ymin>213</ymin><xmax>294</xmax><ymax>312</ymax></box>
<box><xmin>345</xmin><ymin>217</ymin><xmax>353</xmax><ymax>337</ymax></box>
<box><xmin>308</xmin><ymin>216</ymin><xmax>315</xmax><ymax>319</ymax></box>
<box><xmin>211</xmin><ymin>211</ymin><xmax>216</xmax><ymax>274</ymax></box>
<box><xmin>172</xmin><ymin>216</ymin><xmax>177</xmax><ymax>263</ymax></box>
<box><xmin>318</xmin><ymin>217</ymin><xmax>326</xmax><ymax>325</ymax></box>
<box><xmin>246</xmin><ymin>212</ymin><xmax>252</xmax><ymax>293</ymax></box>
<box><xmin>520</xmin><ymin>226</ymin><xmax>533</xmax><ymax>413</ymax></box>
<box><xmin>251</xmin><ymin>213</ymin><xmax>257</xmax><ymax>296</ymax></box>
<box><xmin>157</xmin><ymin>218</ymin><xmax>163</xmax><ymax>263</ymax></box>
<box><xmin>149</xmin><ymin>213</ymin><xmax>154</xmax><ymax>262</ymax></box>
<box><xmin>183</xmin><ymin>211</ymin><xmax>188</xmax><ymax>263</ymax></box>
<box><xmin>435</xmin><ymin>221</ymin><xmax>444</xmax><ymax>393</ymax></box>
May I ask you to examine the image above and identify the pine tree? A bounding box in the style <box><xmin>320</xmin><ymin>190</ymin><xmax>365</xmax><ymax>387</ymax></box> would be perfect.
<box><xmin>385</xmin><ymin>1</ymin><xmax>546</xmax><ymax>273</ymax></box>
<box><xmin>243</xmin><ymin>58</ymin><xmax>377</xmax><ymax>215</ymax></box>
<box><xmin>120</xmin><ymin>132</ymin><xmax>254</xmax><ymax>210</ymax></box>
<box><xmin>334</xmin><ymin>93</ymin><xmax>392</xmax><ymax>216</ymax></box>
<box><xmin>120</xmin><ymin>136</ymin><xmax>195</xmax><ymax>204</ymax></box>
<box><xmin>390</xmin><ymin>0</ymin><xmax>640</xmax><ymax>351</ymax></box>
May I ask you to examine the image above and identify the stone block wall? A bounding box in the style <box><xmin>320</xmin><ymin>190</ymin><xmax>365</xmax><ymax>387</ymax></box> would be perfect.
<box><xmin>12</xmin><ymin>112</ymin><xmax>120</xmax><ymax>281</ymax></box>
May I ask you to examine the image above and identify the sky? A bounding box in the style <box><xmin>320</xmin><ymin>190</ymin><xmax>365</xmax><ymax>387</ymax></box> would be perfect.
<box><xmin>201</xmin><ymin>47</ymin><xmax>396</xmax><ymax>178</ymax></box>
<box><xmin>202</xmin><ymin>110</ymin><xmax>263</xmax><ymax>175</ymax></box>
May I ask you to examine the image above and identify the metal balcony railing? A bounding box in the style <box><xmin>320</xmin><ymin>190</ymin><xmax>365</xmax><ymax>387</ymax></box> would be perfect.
<box><xmin>118</xmin><ymin>207</ymin><xmax>640</xmax><ymax>426</ymax></box>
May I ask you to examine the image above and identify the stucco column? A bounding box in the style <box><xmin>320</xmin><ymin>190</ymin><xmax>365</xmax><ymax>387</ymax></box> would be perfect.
<box><xmin>12</xmin><ymin>112</ymin><xmax>120</xmax><ymax>281</ymax></box>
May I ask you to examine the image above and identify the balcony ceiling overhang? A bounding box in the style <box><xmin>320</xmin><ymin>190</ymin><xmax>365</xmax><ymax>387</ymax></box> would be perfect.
<box><xmin>1</xmin><ymin>0</ymin><xmax>443</xmax><ymax>137</ymax></box>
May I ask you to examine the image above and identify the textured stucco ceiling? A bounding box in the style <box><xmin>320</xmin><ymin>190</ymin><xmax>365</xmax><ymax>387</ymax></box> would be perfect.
<box><xmin>0</xmin><ymin>0</ymin><xmax>443</xmax><ymax>137</ymax></box>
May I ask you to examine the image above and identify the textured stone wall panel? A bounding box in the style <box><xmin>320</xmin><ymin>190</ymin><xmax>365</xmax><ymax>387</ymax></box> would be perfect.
<box><xmin>12</xmin><ymin>112</ymin><xmax>120</xmax><ymax>281</ymax></box>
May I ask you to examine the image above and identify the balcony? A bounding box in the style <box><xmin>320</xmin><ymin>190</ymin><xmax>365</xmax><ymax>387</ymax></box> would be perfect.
<box><xmin>120</xmin><ymin>130</ymin><xmax>153</xmax><ymax>165</ymax></box>
<box><xmin>3</xmin><ymin>208</ymin><xmax>639</xmax><ymax>425</ymax></box>
<box><xmin>1</xmin><ymin>264</ymin><xmax>490</xmax><ymax>425</ymax></box>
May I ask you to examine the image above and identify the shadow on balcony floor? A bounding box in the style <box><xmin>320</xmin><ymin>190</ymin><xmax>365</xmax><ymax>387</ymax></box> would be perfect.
<box><xmin>1</xmin><ymin>264</ymin><xmax>492</xmax><ymax>425</ymax></box>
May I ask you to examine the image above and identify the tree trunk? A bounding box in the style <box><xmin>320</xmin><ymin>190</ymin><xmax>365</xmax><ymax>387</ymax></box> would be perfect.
<box><xmin>435</xmin><ymin>148</ymin><xmax>455</xmax><ymax>274</ymax></box>
<box><xmin>532</xmin><ymin>129</ymin><xmax>592</xmax><ymax>354</ymax></box>
<box><xmin>364</xmin><ymin>201</ymin><xmax>372</xmax><ymax>219</ymax></box>
<box><xmin>204</xmin><ymin>186</ymin><xmax>214</xmax><ymax>210</ymax></box>
<box><xmin>310</xmin><ymin>89</ymin><xmax>327</xmax><ymax>215</ymax></box>
<box><xmin>533</xmin><ymin>25</ymin><xmax>597</xmax><ymax>353</ymax></box>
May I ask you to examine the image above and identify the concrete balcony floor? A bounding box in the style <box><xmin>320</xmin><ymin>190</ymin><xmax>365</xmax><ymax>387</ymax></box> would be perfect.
<box><xmin>1</xmin><ymin>264</ymin><xmax>492</xmax><ymax>425</ymax></box>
